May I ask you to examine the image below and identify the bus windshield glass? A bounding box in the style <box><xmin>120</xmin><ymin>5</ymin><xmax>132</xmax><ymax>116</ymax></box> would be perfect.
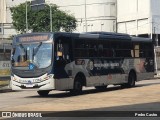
<box><xmin>11</xmin><ymin>43</ymin><xmax>52</xmax><ymax>69</ymax></box>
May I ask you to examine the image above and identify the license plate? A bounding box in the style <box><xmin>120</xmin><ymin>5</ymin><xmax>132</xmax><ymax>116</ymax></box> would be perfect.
<box><xmin>25</xmin><ymin>84</ymin><xmax>34</xmax><ymax>88</ymax></box>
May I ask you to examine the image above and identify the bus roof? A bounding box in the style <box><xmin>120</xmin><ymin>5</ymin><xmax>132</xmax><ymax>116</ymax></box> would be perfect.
<box><xmin>13</xmin><ymin>32</ymin><xmax>153</xmax><ymax>43</ymax></box>
<box><xmin>78</xmin><ymin>32</ymin><xmax>131</xmax><ymax>40</ymax></box>
<box><xmin>131</xmin><ymin>37</ymin><xmax>152</xmax><ymax>42</ymax></box>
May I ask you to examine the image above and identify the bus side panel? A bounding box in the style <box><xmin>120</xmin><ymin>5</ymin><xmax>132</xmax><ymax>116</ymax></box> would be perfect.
<box><xmin>55</xmin><ymin>57</ymin><xmax>154</xmax><ymax>91</ymax></box>
<box><xmin>133</xmin><ymin>58</ymin><xmax>154</xmax><ymax>81</ymax></box>
<box><xmin>55</xmin><ymin>78</ymin><xmax>74</xmax><ymax>90</ymax></box>
<box><xmin>86</xmin><ymin>74</ymin><xmax>127</xmax><ymax>87</ymax></box>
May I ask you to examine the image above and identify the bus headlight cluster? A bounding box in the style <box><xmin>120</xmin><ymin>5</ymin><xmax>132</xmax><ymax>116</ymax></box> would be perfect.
<box><xmin>12</xmin><ymin>76</ymin><xmax>18</xmax><ymax>81</ymax></box>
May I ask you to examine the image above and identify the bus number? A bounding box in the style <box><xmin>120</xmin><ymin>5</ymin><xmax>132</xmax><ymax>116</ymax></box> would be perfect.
<box><xmin>3</xmin><ymin>63</ymin><xmax>10</xmax><ymax>68</ymax></box>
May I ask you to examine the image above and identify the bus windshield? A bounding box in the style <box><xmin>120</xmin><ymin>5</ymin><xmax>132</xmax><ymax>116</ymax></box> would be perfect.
<box><xmin>11</xmin><ymin>43</ymin><xmax>52</xmax><ymax>69</ymax></box>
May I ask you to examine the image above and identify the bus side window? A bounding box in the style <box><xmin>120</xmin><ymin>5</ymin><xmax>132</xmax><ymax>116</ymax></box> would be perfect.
<box><xmin>98</xmin><ymin>44</ymin><xmax>103</xmax><ymax>57</ymax></box>
<box><xmin>134</xmin><ymin>44</ymin><xmax>139</xmax><ymax>57</ymax></box>
<box><xmin>62</xmin><ymin>43</ymin><xmax>70</xmax><ymax>60</ymax></box>
<box><xmin>56</xmin><ymin>39</ymin><xmax>71</xmax><ymax>62</ymax></box>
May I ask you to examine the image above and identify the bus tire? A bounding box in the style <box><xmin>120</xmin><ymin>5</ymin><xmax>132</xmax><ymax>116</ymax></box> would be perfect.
<box><xmin>37</xmin><ymin>90</ymin><xmax>50</xmax><ymax>97</ymax></box>
<box><xmin>122</xmin><ymin>72</ymin><xmax>136</xmax><ymax>88</ymax></box>
<box><xmin>95</xmin><ymin>85</ymin><xmax>107</xmax><ymax>91</ymax></box>
<box><xmin>70</xmin><ymin>77</ymin><xmax>83</xmax><ymax>95</ymax></box>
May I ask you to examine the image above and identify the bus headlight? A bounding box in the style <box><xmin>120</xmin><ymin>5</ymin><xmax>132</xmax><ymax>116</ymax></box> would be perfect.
<box><xmin>12</xmin><ymin>76</ymin><xmax>17</xmax><ymax>81</ymax></box>
<box><xmin>44</xmin><ymin>74</ymin><xmax>53</xmax><ymax>80</ymax></box>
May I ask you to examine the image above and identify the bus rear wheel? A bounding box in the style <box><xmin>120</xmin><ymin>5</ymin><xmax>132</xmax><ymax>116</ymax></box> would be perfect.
<box><xmin>95</xmin><ymin>85</ymin><xmax>107</xmax><ymax>91</ymax></box>
<box><xmin>37</xmin><ymin>90</ymin><xmax>50</xmax><ymax>97</ymax></box>
<box><xmin>70</xmin><ymin>77</ymin><xmax>83</xmax><ymax>95</ymax></box>
<box><xmin>121</xmin><ymin>72</ymin><xmax>136</xmax><ymax>88</ymax></box>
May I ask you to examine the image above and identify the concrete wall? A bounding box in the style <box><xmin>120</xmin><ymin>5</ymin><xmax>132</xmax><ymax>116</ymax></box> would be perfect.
<box><xmin>117</xmin><ymin>0</ymin><xmax>160</xmax><ymax>35</ymax></box>
<box><xmin>117</xmin><ymin>0</ymin><xmax>151</xmax><ymax>35</ymax></box>
<box><xmin>0</xmin><ymin>0</ymin><xmax>26</xmax><ymax>41</ymax></box>
<box><xmin>0</xmin><ymin>0</ymin><xmax>6</xmax><ymax>23</ymax></box>
<box><xmin>3</xmin><ymin>0</ymin><xmax>117</xmax><ymax>34</ymax></box>
<box><xmin>6</xmin><ymin>0</ymin><xmax>27</xmax><ymax>23</ymax></box>
<box><xmin>3</xmin><ymin>0</ymin><xmax>160</xmax><ymax>36</ymax></box>
<box><xmin>151</xmin><ymin>0</ymin><xmax>160</xmax><ymax>34</ymax></box>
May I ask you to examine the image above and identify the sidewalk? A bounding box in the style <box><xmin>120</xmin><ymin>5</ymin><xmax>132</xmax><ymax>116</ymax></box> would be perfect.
<box><xmin>0</xmin><ymin>76</ymin><xmax>12</xmax><ymax>93</ymax></box>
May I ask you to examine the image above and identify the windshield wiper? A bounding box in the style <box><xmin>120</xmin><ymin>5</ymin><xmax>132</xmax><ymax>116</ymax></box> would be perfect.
<box><xmin>19</xmin><ymin>43</ymin><xmax>28</xmax><ymax>60</ymax></box>
<box><xmin>19</xmin><ymin>44</ymin><xmax>25</xmax><ymax>53</ymax></box>
<box><xmin>33</xmin><ymin>42</ymin><xmax>42</xmax><ymax>57</ymax></box>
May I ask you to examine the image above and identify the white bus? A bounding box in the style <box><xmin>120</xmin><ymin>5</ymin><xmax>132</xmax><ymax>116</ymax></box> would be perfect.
<box><xmin>10</xmin><ymin>32</ymin><xmax>154</xmax><ymax>96</ymax></box>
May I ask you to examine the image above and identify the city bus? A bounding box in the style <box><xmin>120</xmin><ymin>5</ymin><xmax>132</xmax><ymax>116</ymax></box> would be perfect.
<box><xmin>10</xmin><ymin>32</ymin><xmax>154</xmax><ymax>96</ymax></box>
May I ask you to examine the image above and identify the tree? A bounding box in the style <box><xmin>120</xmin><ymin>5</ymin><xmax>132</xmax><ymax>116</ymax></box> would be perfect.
<box><xmin>10</xmin><ymin>2</ymin><xmax>77</xmax><ymax>33</ymax></box>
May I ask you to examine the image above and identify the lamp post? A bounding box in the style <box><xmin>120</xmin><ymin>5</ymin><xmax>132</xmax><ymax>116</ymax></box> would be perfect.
<box><xmin>25</xmin><ymin>0</ymin><xmax>28</xmax><ymax>33</ymax></box>
<box><xmin>31</xmin><ymin>0</ymin><xmax>52</xmax><ymax>32</ymax></box>
<box><xmin>50</xmin><ymin>4</ymin><xmax>52</xmax><ymax>32</ymax></box>
<box><xmin>84</xmin><ymin>0</ymin><xmax>87</xmax><ymax>32</ymax></box>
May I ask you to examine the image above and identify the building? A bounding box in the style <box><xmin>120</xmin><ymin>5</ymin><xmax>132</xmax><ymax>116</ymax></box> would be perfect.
<box><xmin>1</xmin><ymin>0</ymin><xmax>160</xmax><ymax>43</ymax></box>
<box><xmin>117</xmin><ymin>0</ymin><xmax>160</xmax><ymax>76</ymax></box>
<box><xmin>1</xmin><ymin>0</ymin><xmax>160</xmax><ymax>76</ymax></box>
<box><xmin>46</xmin><ymin>0</ymin><xmax>117</xmax><ymax>33</ymax></box>
<box><xmin>117</xmin><ymin>0</ymin><xmax>160</xmax><ymax>38</ymax></box>
<box><xmin>0</xmin><ymin>0</ymin><xmax>22</xmax><ymax>44</ymax></box>
<box><xmin>1</xmin><ymin>0</ymin><xmax>117</xmax><ymax>35</ymax></box>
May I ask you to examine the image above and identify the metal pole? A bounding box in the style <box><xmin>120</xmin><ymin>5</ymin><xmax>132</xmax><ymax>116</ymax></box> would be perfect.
<box><xmin>84</xmin><ymin>0</ymin><xmax>87</xmax><ymax>32</ymax></box>
<box><xmin>153</xmin><ymin>26</ymin><xmax>158</xmax><ymax>76</ymax></box>
<box><xmin>1</xmin><ymin>23</ymin><xmax>3</xmax><ymax>42</ymax></box>
<box><xmin>136</xmin><ymin>0</ymin><xmax>138</xmax><ymax>36</ymax></box>
<box><xmin>50</xmin><ymin>4</ymin><xmax>52</xmax><ymax>32</ymax></box>
<box><xmin>26</xmin><ymin>0</ymin><xmax>28</xmax><ymax>33</ymax></box>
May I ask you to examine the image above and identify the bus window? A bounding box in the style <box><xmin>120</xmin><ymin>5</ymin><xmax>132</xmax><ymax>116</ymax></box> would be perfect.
<box><xmin>134</xmin><ymin>44</ymin><xmax>139</xmax><ymax>57</ymax></box>
<box><xmin>99</xmin><ymin>44</ymin><xmax>103</xmax><ymax>57</ymax></box>
<box><xmin>56</xmin><ymin>38</ymin><xmax>72</xmax><ymax>62</ymax></box>
<box><xmin>74</xmin><ymin>39</ymin><xmax>88</xmax><ymax>58</ymax></box>
<box><xmin>139</xmin><ymin>43</ymin><xmax>153</xmax><ymax>58</ymax></box>
<box><xmin>131</xmin><ymin>50</ymin><xmax>134</xmax><ymax>57</ymax></box>
<box><xmin>56</xmin><ymin>40</ymin><xmax>63</xmax><ymax>60</ymax></box>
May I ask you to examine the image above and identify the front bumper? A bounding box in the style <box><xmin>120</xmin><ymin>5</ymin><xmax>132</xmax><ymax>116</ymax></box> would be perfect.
<box><xmin>11</xmin><ymin>76</ymin><xmax>55</xmax><ymax>91</ymax></box>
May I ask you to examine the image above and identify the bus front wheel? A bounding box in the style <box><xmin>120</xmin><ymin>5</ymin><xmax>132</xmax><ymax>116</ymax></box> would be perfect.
<box><xmin>37</xmin><ymin>90</ymin><xmax>50</xmax><ymax>97</ymax></box>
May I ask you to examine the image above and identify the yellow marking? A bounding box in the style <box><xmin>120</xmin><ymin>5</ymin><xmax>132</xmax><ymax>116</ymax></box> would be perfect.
<box><xmin>0</xmin><ymin>80</ymin><xmax>9</xmax><ymax>86</ymax></box>
<box><xmin>0</xmin><ymin>69</ymin><xmax>10</xmax><ymax>76</ymax></box>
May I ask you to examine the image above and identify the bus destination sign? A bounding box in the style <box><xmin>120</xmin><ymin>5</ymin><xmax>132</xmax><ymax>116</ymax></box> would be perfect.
<box><xmin>17</xmin><ymin>34</ymin><xmax>50</xmax><ymax>43</ymax></box>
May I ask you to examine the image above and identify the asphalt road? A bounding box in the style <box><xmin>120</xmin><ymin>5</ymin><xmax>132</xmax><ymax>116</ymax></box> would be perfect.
<box><xmin>0</xmin><ymin>79</ymin><xmax>160</xmax><ymax>119</ymax></box>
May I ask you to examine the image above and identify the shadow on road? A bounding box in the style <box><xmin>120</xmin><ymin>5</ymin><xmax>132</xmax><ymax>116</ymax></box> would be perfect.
<box><xmin>26</xmin><ymin>80</ymin><xmax>160</xmax><ymax>98</ymax></box>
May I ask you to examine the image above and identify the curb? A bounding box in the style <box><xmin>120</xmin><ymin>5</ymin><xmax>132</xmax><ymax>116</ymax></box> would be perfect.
<box><xmin>0</xmin><ymin>77</ymin><xmax>11</xmax><ymax>93</ymax></box>
<box><xmin>0</xmin><ymin>85</ymin><xmax>13</xmax><ymax>93</ymax></box>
